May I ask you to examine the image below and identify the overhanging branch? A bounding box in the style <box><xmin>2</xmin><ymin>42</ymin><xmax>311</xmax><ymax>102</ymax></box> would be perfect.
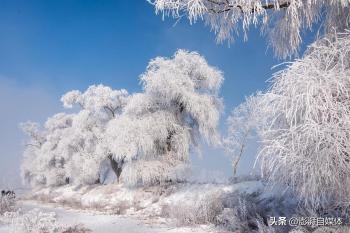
<box><xmin>206</xmin><ymin>0</ymin><xmax>291</xmax><ymax>14</ymax></box>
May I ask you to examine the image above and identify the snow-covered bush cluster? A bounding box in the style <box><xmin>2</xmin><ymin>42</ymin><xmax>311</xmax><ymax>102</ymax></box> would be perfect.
<box><xmin>0</xmin><ymin>195</ymin><xmax>17</xmax><ymax>215</ymax></box>
<box><xmin>166</xmin><ymin>187</ymin><xmax>350</xmax><ymax>233</ymax></box>
<box><xmin>161</xmin><ymin>190</ymin><xmax>224</xmax><ymax>225</ymax></box>
<box><xmin>2</xmin><ymin>209</ymin><xmax>91</xmax><ymax>233</ymax></box>
<box><xmin>149</xmin><ymin>0</ymin><xmax>350</xmax><ymax>58</ymax></box>
<box><xmin>3</xmin><ymin>209</ymin><xmax>59</xmax><ymax>233</ymax></box>
<box><xmin>289</xmin><ymin>226</ymin><xmax>350</xmax><ymax>233</ymax></box>
<box><xmin>0</xmin><ymin>197</ymin><xmax>16</xmax><ymax>215</ymax></box>
<box><xmin>60</xmin><ymin>224</ymin><xmax>91</xmax><ymax>233</ymax></box>
<box><xmin>21</xmin><ymin>50</ymin><xmax>223</xmax><ymax>188</ymax></box>
<box><xmin>1</xmin><ymin>195</ymin><xmax>91</xmax><ymax>233</ymax></box>
<box><xmin>159</xmin><ymin>183</ymin><xmax>299</xmax><ymax>233</ymax></box>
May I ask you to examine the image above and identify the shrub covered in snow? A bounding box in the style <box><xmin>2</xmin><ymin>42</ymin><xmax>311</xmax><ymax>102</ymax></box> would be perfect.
<box><xmin>155</xmin><ymin>181</ymin><xmax>297</xmax><ymax>232</ymax></box>
<box><xmin>289</xmin><ymin>226</ymin><xmax>350</xmax><ymax>233</ymax></box>
<box><xmin>0</xmin><ymin>195</ymin><xmax>17</xmax><ymax>215</ymax></box>
<box><xmin>4</xmin><ymin>209</ymin><xmax>59</xmax><ymax>233</ymax></box>
<box><xmin>61</xmin><ymin>224</ymin><xmax>91</xmax><ymax>233</ymax></box>
<box><xmin>161</xmin><ymin>191</ymin><xmax>224</xmax><ymax>225</ymax></box>
<box><xmin>2</xmin><ymin>208</ymin><xmax>92</xmax><ymax>233</ymax></box>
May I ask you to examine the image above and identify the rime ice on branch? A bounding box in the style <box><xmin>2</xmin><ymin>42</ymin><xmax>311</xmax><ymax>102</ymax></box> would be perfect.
<box><xmin>233</xmin><ymin>32</ymin><xmax>350</xmax><ymax>208</ymax></box>
<box><xmin>105</xmin><ymin>50</ymin><xmax>224</xmax><ymax>185</ymax></box>
<box><xmin>20</xmin><ymin>50</ymin><xmax>224</xmax><ymax>187</ymax></box>
<box><xmin>149</xmin><ymin>0</ymin><xmax>350</xmax><ymax>58</ymax></box>
<box><xmin>21</xmin><ymin>85</ymin><xmax>129</xmax><ymax>186</ymax></box>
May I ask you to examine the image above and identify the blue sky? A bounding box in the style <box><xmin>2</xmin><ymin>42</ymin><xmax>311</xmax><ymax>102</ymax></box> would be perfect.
<box><xmin>0</xmin><ymin>0</ymin><xmax>315</xmax><ymax>187</ymax></box>
<box><xmin>0</xmin><ymin>0</ymin><xmax>281</xmax><ymax>100</ymax></box>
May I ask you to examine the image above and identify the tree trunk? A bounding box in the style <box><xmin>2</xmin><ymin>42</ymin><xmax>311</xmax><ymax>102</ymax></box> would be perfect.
<box><xmin>108</xmin><ymin>155</ymin><xmax>124</xmax><ymax>183</ymax></box>
<box><xmin>94</xmin><ymin>176</ymin><xmax>101</xmax><ymax>184</ymax></box>
<box><xmin>232</xmin><ymin>129</ymin><xmax>251</xmax><ymax>176</ymax></box>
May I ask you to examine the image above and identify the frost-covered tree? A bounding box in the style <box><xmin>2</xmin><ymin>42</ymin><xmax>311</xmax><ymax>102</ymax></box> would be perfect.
<box><xmin>224</xmin><ymin>95</ymin><xmax>260</xmax><ymax>176</ymax></box>
<box><xmin>246</xmin><ymin>32</ymin><xmax>350</xmax><ymax>208</ymax></box>
<box><xmin>21</xmin><ymin>52</ymin><xmax>223</xmax><ymax>187</ymax></box>
<box><xmin>104</xmin><ymin>50</ymin><xmax>224</xmax><ymax>186</ymax></box>
<box><xmin>61</xmin><ymin>85</ymin><xmax>129</xmax><ymax>184</ymax></box>
<box><xmin>149</xmin><ymin>0</ymin><xmax>350</xmax><ymax>58</ymax></box>
<box><xmin>61</xmin><ymin>84</ymin><xmax>128</xmax><ymax>119</ymax></box>
<box><xmin>21</xmin><ymin>113</ymin><xmax>74</xmax><ymax>187</ymax></box>
<box><xmin>21</xmin><ymin>85</ymin><xmax>129</xmax><ymax>187</ymax></box>
<box><xmin>20</xmin><ymin>122</ymin><xmax>45</xmax><ymax>149</ymax></box>
<box><xmin>20</xmin><ymin>121</ymin><xmax>46</xmax><ymax>185</ymax></box>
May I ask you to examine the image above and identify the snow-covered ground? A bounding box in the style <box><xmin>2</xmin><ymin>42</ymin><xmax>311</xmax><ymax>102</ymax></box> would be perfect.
<box><xmin>0</xmin><ymin>180</ymin><xmax>265</xmax><ymax>232</ymax></box>
<box><xmin>0</xmin><ymin>200</ymin><xmax>212</xmax><ymax>233</ymax></box>
<box><xmin>25</xmin><ymin>181</ymin><xmax>263</xmax><ymax>213</ymax></box>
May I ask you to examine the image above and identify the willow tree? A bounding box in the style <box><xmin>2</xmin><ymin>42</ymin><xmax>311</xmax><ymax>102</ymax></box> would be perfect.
<box><xmin>21</xmin><ymin>85</ymin><xmax>129</xmax><ymax>187</ymax></box>
<box><xmin>104</xmin><ymin>50</ymin><xmax>224</xmax><ymax>186</ymax></box>
<box><xmin>60</xmin><ymin>85</ymin><xmax>129</xmax><ymax>184</ymax></box>
<box><xmin>239</xmin><ymin>32</ymin><xmax>350</xmax><ymax>209</ymax></box>
<box><xmin>20</xmin><ymin>113</ymin><xmax>75</xmax><ymax>187</ymax></box>
<box><xmin>149</xmin><ymin>0</ymin><xmax>350</xmax><ymax>58</ymax></box>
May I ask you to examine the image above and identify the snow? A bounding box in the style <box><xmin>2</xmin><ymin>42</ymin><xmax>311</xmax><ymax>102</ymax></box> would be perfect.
<box><xmin>0</xmin><ymin>224</ymin><xmax>10</xmax><ymax>232</ymax></box>
<box><xmin>26</xmin><ymin>181</ymin><xmax>263</xmax><ymax>214</ymax></box>
<box><xmin>0</xmin><ymin>200</ymin><xmax>212</xmax><ymax>233</ymax></box>
<box><xmin>6</xmin><ymin>180</ymin><xmax>263</xmax><ymax>232</ymax></box>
